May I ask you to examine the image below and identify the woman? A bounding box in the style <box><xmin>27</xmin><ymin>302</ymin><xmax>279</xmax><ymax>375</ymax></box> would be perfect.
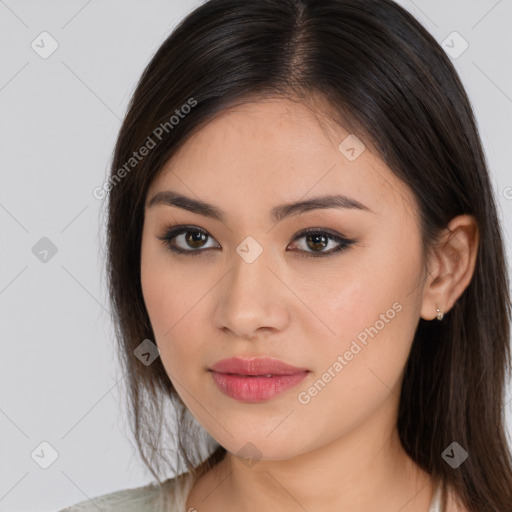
<box><xmin>59</xmin><ymin>0</ymin><xmax>512</xmax><ymax>510</ymax></box>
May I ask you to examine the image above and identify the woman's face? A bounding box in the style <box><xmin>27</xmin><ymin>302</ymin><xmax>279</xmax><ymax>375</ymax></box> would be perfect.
<box><xmin>140</xmin><ymin>98</ymin><xmax>428</xmax><ymax>460</ymax></box>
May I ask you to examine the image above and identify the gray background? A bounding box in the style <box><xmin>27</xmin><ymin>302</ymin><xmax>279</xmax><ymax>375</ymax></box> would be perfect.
<box><xmin>1</xmin><ymin>1</ymin><xmax>511</xmax><ymax>511</ymax></box>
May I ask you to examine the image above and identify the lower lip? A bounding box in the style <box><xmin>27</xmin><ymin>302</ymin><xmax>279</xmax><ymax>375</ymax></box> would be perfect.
<box><xmin>210</xmin><ymin>371</ymin><xmax>309</xmax><ymax>403</ymax></box>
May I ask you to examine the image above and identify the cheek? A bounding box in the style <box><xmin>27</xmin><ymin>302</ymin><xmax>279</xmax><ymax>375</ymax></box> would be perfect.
<box><xmin>140</xmin><ymin>246</ymin><xmax>210</xmax><ymax>382</ymax></box>
<box><xmin>290</xmin><ymin>298</ymin><xmax>416</xmax><ymax>454</ymax></box>
<box><xmin>141</xmin><ymin>231</ymin><xmax>193</xmax><ymax>332</ymax></box>
<box><xmin>313</xmin><ymin>246</ymin><xmax>422</xmax><ymax>397</ymax></box>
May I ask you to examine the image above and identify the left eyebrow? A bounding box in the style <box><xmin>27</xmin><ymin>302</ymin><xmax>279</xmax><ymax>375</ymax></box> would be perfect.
<box><xmin>146</xmin><ymin>190</ymin><xmax>374</xmax><ymax>222</ymax></box>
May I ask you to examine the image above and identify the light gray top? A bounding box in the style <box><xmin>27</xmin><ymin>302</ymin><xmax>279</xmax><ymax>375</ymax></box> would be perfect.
<box><xmin>57</xmin><ymin>472</ymin><xmax>196</xmax><ymax>512</ymax></box>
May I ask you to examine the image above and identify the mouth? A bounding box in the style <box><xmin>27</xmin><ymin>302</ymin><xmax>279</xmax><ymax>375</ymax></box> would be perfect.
<box><xmin>209</xmin><ymin>357</ymin><xmax>310</xmax><ymax>402</ymax></box>
<box><xmin>210</xmin><ymin>356</ymin><xmax>309</xmax><ymax>376</ymax></box>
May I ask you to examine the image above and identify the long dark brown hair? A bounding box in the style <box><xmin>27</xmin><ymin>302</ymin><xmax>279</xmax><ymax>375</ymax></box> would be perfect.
<box><xmin>103</xmin><ymin>0</ymin><xmax>512</xmax><ymax>510</ymax></box>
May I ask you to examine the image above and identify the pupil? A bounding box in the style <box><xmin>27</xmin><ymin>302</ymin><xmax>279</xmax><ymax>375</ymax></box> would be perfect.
<box><xmin>186</xmin><ymin>230</ymin><xmax>206</xmax><ymax>248</ymax></box>
<box><xmin>308</xmin><ymin>234</ymin><xmax>327</xmax><ymax>251</ymax></box>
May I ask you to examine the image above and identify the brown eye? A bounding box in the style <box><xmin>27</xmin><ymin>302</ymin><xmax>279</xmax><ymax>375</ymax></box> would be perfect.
<box><xmin>184</xmin><ymin>230</ymin><xmax>208</xmax><ymax>248</ymax></box>
<box><xmin>288</xmin><ymin>228</ymin><xmax>356</xmax><ymax>258</ymax></box>
<box><xmin>158</xmin><ymin>226</ymin><xmax>220</xmax><ymax>255</ymax></box>
<box><xmin>306</xmin><ymin>233</ymin><xmax>329</xmax><ymax>252</ymax></box>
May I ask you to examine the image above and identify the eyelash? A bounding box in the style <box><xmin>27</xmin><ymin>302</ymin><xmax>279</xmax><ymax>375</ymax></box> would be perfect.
<box><xmin>157</xmin><ymin>225</ymin><xmax>356</xmax><ymax>258</ymax></box>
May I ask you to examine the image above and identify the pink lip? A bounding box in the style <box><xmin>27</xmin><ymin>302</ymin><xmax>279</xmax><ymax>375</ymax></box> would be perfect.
<box><xmin>211</xmin><ymin>357</ymin><xmax>309</xmax><ymax>375</ymax></box>
<box><xmin>209</xmin><ymin>357</ymin><xmax>310</xmax><ymax>403</ymax></box>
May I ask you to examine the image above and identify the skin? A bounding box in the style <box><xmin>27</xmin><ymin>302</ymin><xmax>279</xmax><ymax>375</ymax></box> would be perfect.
<box><xmin>140</xmin><ymin>97</ymin><xmax>478</xmax><ymax>512</ymax></box>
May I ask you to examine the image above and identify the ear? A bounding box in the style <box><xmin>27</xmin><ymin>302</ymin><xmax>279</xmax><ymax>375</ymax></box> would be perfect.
<box><xmin>420</xmin><ymin>215</ymin><xmax>479</xmax><ymax>321</ymax></box>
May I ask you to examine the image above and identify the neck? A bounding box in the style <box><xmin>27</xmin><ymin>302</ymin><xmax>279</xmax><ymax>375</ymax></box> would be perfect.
<box><xmin>186</xmin><ymin>399</ymin><xmax>434</xmax><ymax>512</ymax></box>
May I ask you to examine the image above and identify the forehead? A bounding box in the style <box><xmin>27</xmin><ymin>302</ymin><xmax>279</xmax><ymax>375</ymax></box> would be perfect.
<box><xmin>147</xmin><ymin>98</ymin><xmax>418</xmax><ymax>224</ymax></box>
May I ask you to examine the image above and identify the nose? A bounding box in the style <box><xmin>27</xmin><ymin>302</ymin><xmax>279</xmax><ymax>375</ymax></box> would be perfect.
<box><xmin>212</xmin><ymin>245</ymin><xmax>290</xmax><ymax>340</ymax></box>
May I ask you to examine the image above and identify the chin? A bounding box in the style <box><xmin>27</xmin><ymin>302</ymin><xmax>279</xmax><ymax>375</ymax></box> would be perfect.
<box><xmin>216</xmin><ymin>433</ymin><xmax>309</xmax><ymax>464</ymax></box>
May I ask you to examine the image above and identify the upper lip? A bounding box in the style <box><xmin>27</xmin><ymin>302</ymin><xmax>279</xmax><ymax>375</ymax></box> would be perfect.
<box><xmin>210</xmin><ymin>357</ymin><xmax>309</xmax><ymax>376</ymax></box>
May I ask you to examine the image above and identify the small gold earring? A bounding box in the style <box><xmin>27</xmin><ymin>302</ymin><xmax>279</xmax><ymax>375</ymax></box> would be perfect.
<box><xmin>436</xmin><ymin>304</ymin><xmax>444</xmax><ymax>321</ymax></box>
